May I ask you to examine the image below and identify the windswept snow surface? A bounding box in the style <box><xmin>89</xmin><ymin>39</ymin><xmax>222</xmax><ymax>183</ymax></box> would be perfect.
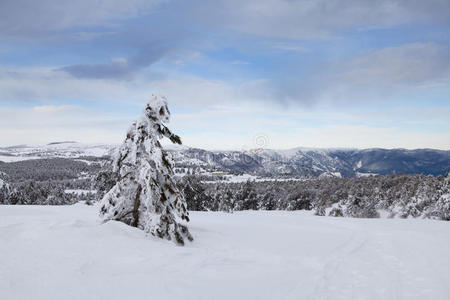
<box><xmin>1</xmin><ymin>205</ymin><xmax>449</xmax><ymax>300</ymax></box>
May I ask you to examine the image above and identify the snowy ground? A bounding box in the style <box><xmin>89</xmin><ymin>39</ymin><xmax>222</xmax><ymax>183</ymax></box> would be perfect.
<box><xmin>1</xmin><ymin>205</ymin><xmax>449</xmax><ymax>300</ymax></box>
<box><xmin>0</xmin><ymin>142</ymin><xmax>114</xmax><ymax>162</ymax></box>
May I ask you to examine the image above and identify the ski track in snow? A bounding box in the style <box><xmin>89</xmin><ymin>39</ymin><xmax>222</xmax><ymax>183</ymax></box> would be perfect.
<box><xmin>311</xmin><ymin>223</ymin><xmax>368</xmax><ymax>300</ymax></box>
<box><xmin>0</xmin><ymin>205</ymin><xmax>449</xmax><ymax>300</ymax></box>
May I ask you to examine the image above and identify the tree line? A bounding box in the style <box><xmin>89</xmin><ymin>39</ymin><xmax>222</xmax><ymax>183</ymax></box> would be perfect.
<box><xmin>178</xmin><ymin>173</ymin><xmax>450</xmax><ymax>221</ymax></box>
<box><xmin>1</xmin><ymin>159</ymin><xmax>449</xmax><ymax>222</ymax></box>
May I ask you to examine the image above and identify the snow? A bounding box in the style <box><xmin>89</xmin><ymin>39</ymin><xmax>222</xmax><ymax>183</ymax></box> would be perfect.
<box><xmin>74</xmin><ymin>159</ymin><xmax>96</xmax><ymax>165</ymax></box>
<box><xmin>161</xmin><ymin>142</ymin><xmax>190</xmax><ymax>151</ymax></box>
<box><xmin>357</xmin><ymin>172</ymin><xmax>377</xmax><ymax>177</ymax></box>
<box><xmin>64</xmin><ymin>189</ymin><xmax>97</xmax><ymax>195</ymax></box>
<box><xmin>0</xmin><ymin>155</ymin><xmax>42</xmax><ymax>162</ymax></box>
<box><xmin>1</xmin><ymin>205</ymin><xmax>450</xmax><ymax>300</ymax></box>
<box><xmin>319</xmin><ymin>172</ymin><xmax>342</xmax><ymax>178</ymax></box>
<box><xmin>0</xmin><ymin>142</ymin><xmax>115</xmax><ymax>162</ymax></box>
<box><xmin>357</xmin><ymin>160</ymin><xmax>362</xmax><ymax>169</ymax></box>
<box><xmin>208</xmin><ymin>174</ymin><xmax>306</xmax><ymax>183</ymax></box>
<box><xmin>221</xmin><ymin>173</ymin><xmax>258</xmax><ymax>182</ymax></box>
<box><xmin>250</xmin><ymin>147</ymin><xmax>357</xmax><ymax>160</ymax></box>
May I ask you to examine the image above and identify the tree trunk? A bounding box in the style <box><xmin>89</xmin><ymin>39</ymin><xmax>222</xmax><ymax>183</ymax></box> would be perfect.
<box><xmin>132</xmin><ymin>184</ymin><xmax>142</xmax><ymax>227</ymax></box>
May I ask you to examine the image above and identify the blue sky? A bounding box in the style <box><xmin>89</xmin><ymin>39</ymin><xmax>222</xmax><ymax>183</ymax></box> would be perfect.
<box><xmin>0</xmin><ymin>0</ymin><xmax>449</xmax><ymax>149</ymax></box>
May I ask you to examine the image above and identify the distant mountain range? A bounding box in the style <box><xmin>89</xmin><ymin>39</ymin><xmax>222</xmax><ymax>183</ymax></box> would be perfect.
<box><xmin>1</xmin><ymin>142</ymin><xmax>449</xmax><ymax>178</ymax></box>
<box><xmin>170</xmin><ymin>147</ymin><xmax>450</xmax><ymax>177</ymax></box>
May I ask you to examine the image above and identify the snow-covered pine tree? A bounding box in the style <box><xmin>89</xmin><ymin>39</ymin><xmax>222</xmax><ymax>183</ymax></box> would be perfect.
<box><xmin>433</xmin><ymin>173</ymin><xmax>450</xmax><ymax>220</ymax></box>
<box><xmin>93</xmin><ymin>164</ymin><xmax>118</xmax><ymax>202</ymax></box>
<box><xmin>0</xmin><ymin>178</ymin><xmax>11</xmax><ymax>204</ymax></box>
<box><xmin>181</xmin><ymin>176</ymin><xmax>211</xmax><ymax>211</ymax></box>
<box><xmin>218</xmin><ymin>189</ymin><xmax>234</xmax><ymax>212</ymax></box>
<box><xmin>99</xmin><ymin>95</ymin><xmax>193</xmax><ymax>245</ymax></box>
<box><xmin>44</xmin><ymin>186</ymin><xmax>70</xmax><ymax>205</ymax></box>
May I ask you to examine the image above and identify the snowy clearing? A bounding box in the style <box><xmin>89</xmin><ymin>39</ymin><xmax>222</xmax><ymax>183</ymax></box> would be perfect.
<box><xmin>64</xmin><ymin>189</ymin><xmax>97</xmax><ymax>195</ymax></box>
<box><xmin>1</xmin><ymin>205</ymin><xmax>449</xmax><ymax>300</ymax></box>
<box><xmin>203</xmin><ymin>173</ymin><xmax>307</xmax><ymax>183</ymax></box>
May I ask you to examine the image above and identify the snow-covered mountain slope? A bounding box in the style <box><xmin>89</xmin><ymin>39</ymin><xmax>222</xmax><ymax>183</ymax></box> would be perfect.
<box><xmin>0</xmin><ymin>142</ymin><xmax>115</xmax><ymax>162</ymax></box>
<box><xmin>1</xmin><ymin>142</ymin><xmax>449</xmax><ymax>177</ymax></box>
<box><xmin>1</xmin><ymin>204</ymin><xmax>449</xmax><ymax>300</ymax></box>
<box><xmin>170</xmin><ymin>147</ymin><xmax>450</xmax><ymax>177</ymax></box>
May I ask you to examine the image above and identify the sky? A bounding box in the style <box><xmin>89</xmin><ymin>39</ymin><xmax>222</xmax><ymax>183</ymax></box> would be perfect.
<box><xmin>0</xmin><ymin>0</ymin><xmax>450</xmax><ymax>150</ymax></box>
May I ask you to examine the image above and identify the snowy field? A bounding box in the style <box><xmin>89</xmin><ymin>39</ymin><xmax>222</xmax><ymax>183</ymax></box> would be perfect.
<box><xmin>1</xmin><ymin>205</ymin><xmax>449</xmax><ymax>300</ymax></box>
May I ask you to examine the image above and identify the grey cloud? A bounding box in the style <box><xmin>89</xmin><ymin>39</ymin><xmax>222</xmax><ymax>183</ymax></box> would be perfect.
<box><xmin>2</xmin><ymin>0</ymin><xmax>449</xmax><ymax>42</ymax></box>
<box><xmin>337</xmin><ymin>43</ymin><xmax>450</xmax><ymax>88</ymax></box>
<box><xmin>257</xmin><ymin>43</ymin><xmax>450</xmax><ymax>105</ymax></box>
<box><xmin>2</xmin><ymin>0</ymin><xmax>450</xmax><ymax>107</ymax></box>
<box><xmin>59</xmin><ymin>43</ymin><xmax>171</xmax><ymax>79</ymax></box>
<box><xmin>0</xmin><ymin>66</ymin><xmax>153</xmax><ymax>105</ymax></box>
<box><xmin>59</xmin><ymin>62</ymin><xmax>132</xmax><ymax>79</ymax></box>
<box><xmin>196</xmin><ymin>0</ymin><xmax>450</xmax><ymax>39</ymax></box>
<box><xmin>0</xmin><ymin>0</ymin><xmax>162</xmax><ymax>39</ymax></box>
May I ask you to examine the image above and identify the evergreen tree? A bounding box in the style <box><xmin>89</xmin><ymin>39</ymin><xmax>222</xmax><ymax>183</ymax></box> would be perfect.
<box><xmin>99</xmin><ymin>95</ymin><xmax>193</xmax><ymax>245</ymax></box>
<box><xmin>329</xmin><ymin>205</ymin><xmax>344</xmax><ymax>217</ymax></box>
<box><xmin>0</xmin><ymin>178</ymin><xmax>11</xmax><ymax>204</ymax></box>
<box><xmin>182</xmin><ymin>176</ymin><xmax>211</xmax><ymax>211</ymax></box>
<box><xmin>260</xmin><ymin>191</ymin><xmax>276</xmax><ymax>210</ymax></box>
<box><xmin>433</xmin><ymin>173</ymin><xmax>450</xmax><ymax>220</ymax></box>
<box><xmin>44</xmin><ymin>186</ymin><xmax>70</xmax><ymax>205</ymax></box>
<box><xmin>211</xmin><ymin>185</ymin><xmax>221</xmax><ymax>211</ymax></box>
<box><xmin>93</xmin><ymin>165</ymin><xmax>118</xmax><ymax>201</ymax></box>
<box><xmin>218</xmin><ymin>189</ymin><xmax>234</xmax><ymax>212</ymax></box>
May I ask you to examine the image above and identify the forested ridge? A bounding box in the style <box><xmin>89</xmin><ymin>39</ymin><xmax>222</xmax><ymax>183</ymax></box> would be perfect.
<box><xmin>1</xmin><ymin>157</ymin><xmax>449</xmax><ymax>221</ymax></box>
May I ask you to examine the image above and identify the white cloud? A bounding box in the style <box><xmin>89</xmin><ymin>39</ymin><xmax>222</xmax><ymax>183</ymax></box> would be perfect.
<box><xmin>3</xmin><ymin>0</ymin><xmax>450</xmax><ymax>42</ymax></box>
<box><xmin>269</xmin><ymin>125</ymin><xmax>450</xmax><ymax>150</ymax></box>
<box><xmin>0</xmin><ymin>66</ymin><xmax>449</xmax><ymax>149</ymax></box>
<box><xmin>178</xmin><ymin>123</ymin><xmax>450</xmax><ymax>151</ymax></box>
<box><xmin>0</xmin><ymin>105</ymin><xmax>129</xmax><ymax>146</ymax></box>
<box><xmin>271</xmin><ymin>43</ymin><xmax>450</xmax><ymax>105</ymax></box>
<box><xmin>197</xmin><ymin>0</ymin><xmax>450</xmax><ymax>39</ymax></box>
<box><xmin>32</xmin><ymin>105</ymin><xmax>81</xmax><ymax>113</ymax></box>
<box><xmin>0</xmin><ymin>67</ymin><xmax>155</xmax><ymax>105</ymax></box>
<box><xmin>0</xmin><ymin>0</ymin><xmax>164</xmax><ymax>38</ymax></box>
<box><xmin>0</xmin><ymin>66</ymin><xmax>271</xmax><ymax>108</ymax></box>
<box><xmin>169</xmin><ymin>104</ymin><xmax>450</xmax><ymax>150</ymax></box>
<box><xmin>1</xmin><ymin>97</ymin><xmax>449</xmax><ymax>150</ymax></box>
<box><xmin>338</xmin><ymin>43</ymin><xmax>450</xmax><ymax>88</ymax></box>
